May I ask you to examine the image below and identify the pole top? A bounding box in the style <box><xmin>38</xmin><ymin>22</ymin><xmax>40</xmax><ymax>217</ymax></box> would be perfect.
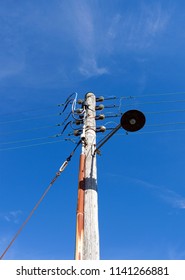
<box><xmin>85</xmin><ymin>92</ymin><xmax>95</xmax><ymax>98</ymax></box>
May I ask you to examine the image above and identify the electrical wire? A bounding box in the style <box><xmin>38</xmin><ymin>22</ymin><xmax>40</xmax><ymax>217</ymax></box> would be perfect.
<box><xmin>0</xmin><ymin>119</ymin><xmax>71</xmax><ymax>136</ymax></box>
<box><xmin>145</xmin><ymin>109</ymin><xmax>185</xmax><ymax>115</ymax></box>
<box><xmin>72</xmin><ymin>92</ymin><xmax>78</xmax><ymax>113</ymax></box>
<box><xmin>112</xmin><ymin>91</ymin><xmax>185</xmax><ymax>100</ymax></box>
<box><xmin>0</xmin><ymin>92</ymin><xmax>79</xmax><ymax>125</ymax></box>
<box><xmin>0</xmin><ymin>131</ymin><xmax>66</xmax><ymax>145</ymax></box>
<box><xmin>146</xmin><ymin>121</ymin><xmax>185</xmax><ymax>128</ymax></box>
<box><xmin>0</xmin><ymin>104</ymin><xmax>65</xmax><ymax>118</ymax></box>
<box><xmin>0</xmin><ymin>136</ymin><xmax>53</xmax><ymax>146</ymax></box>
<box><xmin>0</xmin><ymin>140</ymin><xmax>81</xmax><ymax>259</ymax></box>
<box><xmin>1</xmin><ymin>90</ymin><xmax>185</xmax><ymax>118</ymax></box>
<box><xmin>96</xmin><ymin>119</ymin><xmax>185</xmax><ymax>149</ymax></box>
<box><xmin>0</xmin><ymin>139</ymin><xmax>68</xmax><ymax>152</ymax></box>
<box><xmin>0</xmin><ymin>91</ymin><xmax>77</xmax><ymax>119</ymax></box>
<box><xmin>115</xmin><ymin>128</ymin><xmax>185</xmax><ymax>136</ymax></box>
<box><xmin>122</xmin><ymin>99</ymin><xmax>185</xmax><ymax>107</ymax></box>
<box><xmin>0</xmin><ymin>113</ymin><xmax>60</xmax><ymax>125</ymax></box>
<box><xmin>109</xmin><ymin>107</ymin><xmax>185</xmax><ymax>117</ymax></box>
<box><xmin>104</xmin><ymin>121</ymin><xmax>119</xmax><ymax>127</ymax></box>
<box><xmin>61</xmin><ymin>111</ymin><xmax>72</xmax><ymax>126</ymax></box>
<box><xmin>139</xmin><ymin>128</ymin><xmax>185</xmax><ymax>134</ymax></box>
<box><xmin>0</xmin><ymin>173</ymin><xmax>61</xmax><ymax>260</ymax></box>
<box><xmin>2</xmin><ymin>91</ymin><xmax>185</xmax><ymax>149</ymax></box>
<box><xmin>62</xmin><ymin>92</ymin><xmax>78</xmax><ymax>113</ymax></box>
<box><xmin>132</xmin><ymin>91</ymin><xmax>185</xmax><ymax>98</ymax></box>
<box><xmin>118</xmin><ymin>99</ymin><xmax>185</xmax><ymax>113</ymax></box>
<box><xmin>0</xmin><ymin>124</ymin><xmax>56</xmax><ymax>136</ymax></box>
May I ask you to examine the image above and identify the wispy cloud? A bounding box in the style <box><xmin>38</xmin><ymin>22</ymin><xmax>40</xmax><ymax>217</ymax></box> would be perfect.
<box><xmin>160</xmin><ymin>189</ymin><xmax>185</xmax><ymax>209</ymax></box>
<box><xmin>106</xmin><ymin>3</ymin><xmax>171</xmax><ymax>51</ymax></box>
<box><xmin>0</xmin><ymin>56</ymin><xmax>25</xmax><ymax>80</ymax></box>
<box><xmin>168</xmin><ymin>246</ymin><xmax>185</xmax><ymax>260</ymax></box>
<box><xmin>0</xmin><ymin>7</ymin><xmax>26</xmax><ymax>80</ymax></box>
<box><xmin>0</xmin><ymin>210</ymin><xmax>22</xmax><ymax>224</ymax></box>
<box><xmin>68</xmin><ymin>1</ymin><xmax>109</xmax><ymax>78</ymax></box>
<box><xmin>0</xmin><ymin>1</ymin><xmax>171</xmax><ymax>85</ymax></box>
<box><xmin>0</xmin><ymin>236</ymin><xmax>7</xmax><ymax>247</ymax></box>
<box><xmin>135</xmin><ymin>178</ymin><xmax>185</xmax><ymax>209</ymax></box>
<box><xmin>106</xmin><ymin>172</ymin><xmax>185</xmax><ymax>210</ymax></box>
<box><xmin>79</xmin><ymin>58</ymin><xmax>108</xmax><ymax>78</ymax></box>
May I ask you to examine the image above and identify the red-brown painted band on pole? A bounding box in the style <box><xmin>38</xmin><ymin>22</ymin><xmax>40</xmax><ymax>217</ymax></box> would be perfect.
<box><xmin>75</xmin><ymin>153</ymin><xmax>85</xmax><ymax>260</ymax></box>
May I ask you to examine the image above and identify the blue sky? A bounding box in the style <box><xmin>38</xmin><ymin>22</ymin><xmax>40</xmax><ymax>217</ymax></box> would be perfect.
<box><xmin>1</xmin><ymin>0</ymin><xmax>185</xmax><ymax>260</ymax></box>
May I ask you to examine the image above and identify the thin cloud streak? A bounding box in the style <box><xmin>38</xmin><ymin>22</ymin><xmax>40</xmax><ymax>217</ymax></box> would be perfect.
<box><xmin>105</xmin><ymin>173</ymin><xmax>185</xmax><ymax>210</ymax></box>
<box><xmin>0</xmin><ymin>210</ymin><xmax>22</xmax><ymax>224</ymax></box>
<box><xmin>79</xmin><ymin>58</ymin><xmax>108</xmax><ymax>78</ymax></box>
<box><xmin>69</xmin><ymin>1</ymin><xmax>109</xmax><ymax>77</ymax></box>
<box><xmin>135</xmin><ymin>178</ymin><xmax>185</xmax><ymax>210</ymax></box>
<box><xmin>106</xmin><ymin>3</ymin><xmax>171</xmax><ymax>51</ymax></box>
<box><xmin>168</xmin><ymin>246</ymin><xmax>185</xmax><ymax>260</ymax></box>
<box><xmin>0</xmin><ymin>1</ymin><xmax>171</xmax><ymax>85</ymax></box>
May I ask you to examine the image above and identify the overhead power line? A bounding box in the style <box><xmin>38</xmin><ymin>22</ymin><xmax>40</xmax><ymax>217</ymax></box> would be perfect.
<box><xmin>115</xmin><ymin>91</ymin><xmax>185</xmax><ymax>100</ymax></box>
<box><xmin>1</xmin><ymin>90</ymin><xmax>185</xmax><ymax>118</ymax></box>
<box><xmin>0</xmin><ymin>93</ymin><xmax>79</xmax><ymax>118</ymax></box>
<box><xmin>115</xmin><ymin>128</ymin><xmax>185</xmax><ymax>137</ymax></box>
<box><xmin>0</xmin><ymin>103</ymin><xmax>65</xmax><ymax>118</ymax></box>
<box><xmin>0</xmin><ymin>113</ymin><xmax>61</xmax><ymax>125</ymax></box>
<box><xmin>145</xmin><ymin>109</ymin><xmax>185</xmax><ymax>115</ymax></box>
<box><xmin>0</xmin><ymin>92</ymin><xmax>78</xmax><ymax>124</ymax></box>
<box><xmin>0</xmin><ymin>120</ymin><xmax>69</xmax><ymax>136</ymax></box>
<box><xmin>146</xmin><ymin>121</ymin><xmax>185</xmax><ymax>127</ymax></box>
<box><xmin>122</xmin><ymin>99</ymin><xmax>185</xmax><ymax>107</ymax></box>
<box><xmin>0</xmin><ymin>136</ymin><xmax>51</xmax><ymax>146</ymax></box>
<box><xmin>0</xmin><ymin>139</ymin><xmax>68</xmax><ymax>152</ymax></box>
<box><xmin>2</xmin><ymin>90</ymin><xmax>185</xmax><ymax>260</ymax></box>
<box><xmin>0</xmin><ymin>139</ymin><xmax>81</xmax><ymax>259</ymax></box>
<box><xmin>0</xmin><ymin>124</ymin><xmax>56</xmax><ymax>136</ymax></box>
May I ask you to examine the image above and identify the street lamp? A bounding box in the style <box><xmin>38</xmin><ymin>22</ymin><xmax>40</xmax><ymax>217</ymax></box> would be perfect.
<box><xmin>95</xmin><ymin>110</ymin><xmax>146</xmax><ymax>154</ymax></box>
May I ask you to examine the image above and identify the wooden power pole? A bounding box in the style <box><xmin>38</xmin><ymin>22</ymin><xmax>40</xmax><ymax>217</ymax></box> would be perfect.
<box><xmin>75</xmin><ymin>92</ymin><xmax>100</xmax><ymax>260</ymax></box>
<box><xmin>74</xmin><ymin>93</ymin><xmax>146</xmax><ymax>260</ymax></box>
<box><xmin>75</xmin><ymin>150</ymin><xmax>85</xmax><ymax>260</ymax></box>
<box><xmin>83</xmin><ymin>92</ymin><xmax>100</xmax><ymax>260</ymax></box>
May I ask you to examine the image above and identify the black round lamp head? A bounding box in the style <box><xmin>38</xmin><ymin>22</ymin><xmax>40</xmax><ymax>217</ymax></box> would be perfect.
<box><xmin>120</xmin><ymin>110</ymin><xmax>146</xmax><ymax>132</ymax></box>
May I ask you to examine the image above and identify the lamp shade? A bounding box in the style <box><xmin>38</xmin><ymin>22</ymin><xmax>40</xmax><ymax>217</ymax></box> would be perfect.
<box><xmin>120</xmin><ymin>110</ymin><xmax>146</xmax><ymax>132</ymax></box>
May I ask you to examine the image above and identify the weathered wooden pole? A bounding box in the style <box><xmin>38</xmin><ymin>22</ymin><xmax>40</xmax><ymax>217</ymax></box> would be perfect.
<box><xmin>75</xmin><ymin>152</ymin><xmax>85</xmax><ymax>260</ymax></box>
<box><xmin>83</xmin><ymin>92</ymin><xmax>100</xmax><ymax>260</ymax></box>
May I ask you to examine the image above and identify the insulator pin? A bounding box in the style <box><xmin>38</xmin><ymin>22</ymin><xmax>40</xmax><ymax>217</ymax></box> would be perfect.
<box><xmin>96</xmin><ymin>96</ymin><xmax>104</xmax><ymax>102</ymax></box>
<box><xmin>95</xmin><ymin>104</ymin><xmax>104</xmax><ymax>111</ymax></box>
<box><xmin>96</xmin><ymin>126</ymin><xmax>106</xmax><ymax>133</ymax></box>
<box><xmin>74</xmin><ymin>130</ymin><xmax>81</xmax><ymax>136</ymax></box>
<box><xmin>77</xmin><ymin>99</ymin><xmax>84</xmax><ymax>104</ymax></box>
<box><xmin>95</xmin><ymin>114</ymin><xmax>105</xmax><ymax>120</ymax></box>
<box><xmin>74</xmin><ymin>119</ymin><xmax>83</xmax><ymax>125</ymax></box>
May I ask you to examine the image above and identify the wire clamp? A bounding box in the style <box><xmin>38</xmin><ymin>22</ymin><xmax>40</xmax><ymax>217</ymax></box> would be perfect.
<box><xmin>94</xmin><ymin>148</ymin><xmax>101</xmax><ymax>156</ymax></box>
<box><xmin>59</xmin><ymin>160</ymin><xmax>69</xmax><ymax>172</ymax></box>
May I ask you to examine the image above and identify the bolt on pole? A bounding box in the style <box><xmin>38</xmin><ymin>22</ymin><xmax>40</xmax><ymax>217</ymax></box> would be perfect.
<box><xmin>83</xmin><ymin>92</ymin><xmax>100</xmax><ymax>260</ymax></box>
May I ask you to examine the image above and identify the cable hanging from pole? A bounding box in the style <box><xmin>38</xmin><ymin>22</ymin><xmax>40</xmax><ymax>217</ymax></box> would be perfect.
<box><xmin>0</xmin><ymin>139</ymin><xmax>81</xmax><ymax>260</ymax></box>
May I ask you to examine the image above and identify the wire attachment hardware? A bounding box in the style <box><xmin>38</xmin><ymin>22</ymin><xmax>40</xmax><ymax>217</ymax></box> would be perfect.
<box><xmin>59</xmin><ymin>160</ymin><xmax>69</xmax><ymax>172</ymax></box>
